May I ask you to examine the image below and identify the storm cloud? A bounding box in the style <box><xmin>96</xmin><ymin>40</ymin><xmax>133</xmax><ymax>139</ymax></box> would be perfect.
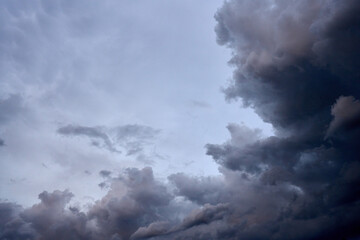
<box><xmin>205</xmin><ymin>0</ymin><xmax>360</xmax><ymax>238</ymax></box>
<box><xmin>0</xmin><ymin>168</ymin><xmax>177</xmax><ymax>240</ymax></box>
<box><xmin>1</xmin><ymin>0</ymin><xmax>360</xmax><ymax>239</ymax></box>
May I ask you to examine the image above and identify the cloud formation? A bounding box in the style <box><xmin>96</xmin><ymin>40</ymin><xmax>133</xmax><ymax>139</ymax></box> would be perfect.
<box><xmin>57</xmin><ymin>124</ymin><xmax>160</xmax><ymax>157</ymax></box>
<box><xmin>0</xmin><ymin>168</ymin><xmax>177</xmax><ymax>240</ymax></box>
<box><xmin>1</xmin><ymin>0</ymin><xmax>360</xmax><ymax>239</ymax></box>
<box><xmin>326</xmin><ymin>96</ymin><xmax>360</xmax><ymax>138</ymax></box>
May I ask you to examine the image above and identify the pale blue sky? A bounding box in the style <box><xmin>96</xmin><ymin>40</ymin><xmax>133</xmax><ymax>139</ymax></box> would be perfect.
<box><xmin>0</xmin><ymin>0</ymin><xmax>272</xmax><ymax>206</ymax></box>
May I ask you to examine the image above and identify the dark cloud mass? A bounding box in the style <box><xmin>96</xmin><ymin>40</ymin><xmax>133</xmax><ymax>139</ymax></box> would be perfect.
<box><xmin>0</xmin><ymin>168</ymin><xmax>176</xmax><ymax>240</ymax></box>
<box><xmin>205</xmin><ymin>0</ymin><xmax>360</xmax><ymax>238</ymax></box>
<box><xmin>1</xmin><ymin>0</ymin><xmax>360</xmax><ymax>239</ymax></box>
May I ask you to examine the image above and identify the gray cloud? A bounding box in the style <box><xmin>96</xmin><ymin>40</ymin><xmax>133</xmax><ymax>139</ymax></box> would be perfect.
<box><xmin>57</xmin><ymin>125</ymin><xmax>120</xmax><ymax>153</ymax></box>
<box><xmin>99</xmin><ymin>170</ymin><xmax>112</xmax><ymax>178</ymax></box>
<box><xmin>2</xmin><ymin>0</ymin><xmax>360</xmax><ymax>239</ymax></box>
<box><xmin>130</xmin><ymin>221</ymin><xmax>170</xmax><ymax>240</ymax></box>
<box><xmin>326</xmin><ymin>95</ymin><xmax>360</xmax><ymax>138</ymax></box>
<box><xmin>202</xmin><ymin>0</ymin><xmax>360</xmax><ymax>239</ymax></box>
<box><xmin>0</xmin><ymin>167</ymin><xmax>177</xmax><ymax>240</ymax></box>
<box><xmin>178</xmin><ymin>203</ymin><xmax>229</xmax><ymax>231</ymax></box>
<box><xmin>57</xmin><ymin>124</ymin><xmax>160</xmax><ymax>157</ymax></box>
<box><xmin>87</xmin><ymin>167</ymin><xmax>174</xmax><ymax>239</ymax></box>
<box><xmin>168</xmin><ymin>173</ymin><xmax>224</xmax><ymax>205</ymax></box>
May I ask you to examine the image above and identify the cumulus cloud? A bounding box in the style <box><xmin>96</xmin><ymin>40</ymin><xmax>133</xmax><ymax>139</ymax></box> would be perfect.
<box><xmin>204</xmin><ymin>0</ymin><xmax>360</xmax><ymax>238</ymax></box>
<box><xmin>0</xmin><ymin>168</ymin><xmax>180</xmax><ymax>240</ymax></box>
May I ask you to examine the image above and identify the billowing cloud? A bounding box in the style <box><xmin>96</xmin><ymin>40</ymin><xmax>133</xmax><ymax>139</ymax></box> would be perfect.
<box><xmin>205</xmin><ymin>0</ymin><xmax>360</xmax><ymax>238</ymax></box>
<box><xmin>326</xmin><ymin>96</ymin><xmax>360</xmax><ymax>138</ymax></box>
<box><xmin>0</xmin><ymin>168</ymin><xmax>178</xmax><ymax>240</ymax></box>
<box><xmin>131</xmin><ymin>221</ymin><xmax>170</xmax><ymax>240</ymax></box>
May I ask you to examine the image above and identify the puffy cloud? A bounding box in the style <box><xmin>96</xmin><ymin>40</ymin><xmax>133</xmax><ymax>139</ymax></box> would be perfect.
<box><xmin>0</xmin><ymin>167</ymin><xmax>177</xmax><ymax>240</ymax></box>
<box><xmin>201</xmin><ymin>0</ymin><xmax>360</xmax><ymax>239</ymax></box>
<box><xmin>216</xmin><ymin>0</ymin><xmax>360</xmax><ymax>133</ymax></box>
<box><xmin>87</xmin><ymin>167</ymin><xmax>174</xmax><ymax>239</ymax></box>
<box><xmin>168</xmin><ymin>173</ymin><xmax>225</xmax><ymax>205</ymax></box>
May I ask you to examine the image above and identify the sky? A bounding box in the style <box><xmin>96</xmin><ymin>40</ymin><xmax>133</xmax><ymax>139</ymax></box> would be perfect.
<box><xmin>1</xmin><ymin>0</ymin><xmax>360</xmax><ymax>240</ymax></box>
<box><xmin>0</xmin><ymin>0</ymin><xmax>273</xmax><ymax>207</ymax></box>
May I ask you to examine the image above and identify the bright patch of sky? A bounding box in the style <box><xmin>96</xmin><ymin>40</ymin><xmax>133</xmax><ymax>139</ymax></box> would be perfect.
<box><xmin>0</xmin><ymin>0</ymin><xmax>273</xmax><ymax>207</ymax></box>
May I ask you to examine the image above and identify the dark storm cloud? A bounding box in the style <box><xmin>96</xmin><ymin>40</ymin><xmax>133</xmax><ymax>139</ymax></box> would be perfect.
<box><xmin>215</xmin><ymin>0</ymin><xmax>360</xmax><ymax>133</ymax></box>
<box><xmin>87</xmin><ymin>167</ymin><xmax>173</xmax><ymax>240</ymax></box>
<box><xmin>201</xmin><ymin>0</ymin><xmax>360</xmax><ymax>239</ymax></box>
<box><xmin>0</xmin><ymin>168</ymin><xmax>177</xmax><ymax>240</ymax></box>
<box><xmin>57</xmin><ymin>124</ymin><xmax>160</xmax><ymax>156</ymax></box>
<box><xmin>168</xmin><ymin>173</ymin><xmax>225</xmax><ymax>205</ymax></box>
<box><xmin>130</xmin><ymin>221</ymin><xmax>170</xmax><ymax>239</ymax></box>
<box><xmin>326</xmin><ymin>96</ymin><xmax>360</xmax><ymax>138</ymax></box>
<box><xmin>130</xmin><ymin>203</ymin><xmax>229</xmax><ymax>239</ymax></box>
<box><xmin>177</xmin><ymin>203</ymin><xmax>228</xmax><ymax>230</ymax></box>
<box><xmin>0</xmin><ymin>138</ymin><xmax>4</xmax><ymax>147</ymax></box>
<box><xmin>0</xmin><ymin>202</ymin><xmax>36</xmax><ymax>240</ymax></box>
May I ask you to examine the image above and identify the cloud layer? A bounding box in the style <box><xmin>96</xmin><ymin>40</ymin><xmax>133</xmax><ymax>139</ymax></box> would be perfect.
<box><xmin>1</xmin><ymin>0</ymin><xmax>360</xmax><ymax>239</ymax></box>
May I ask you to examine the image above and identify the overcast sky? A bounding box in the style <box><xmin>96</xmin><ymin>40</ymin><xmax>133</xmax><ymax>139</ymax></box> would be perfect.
<box><xmin>1</xmin><ymin>0</ymin><xmax>360</xmax><ymax>240</ymax></box>
<box><xmin>0</xmin><ymin>0</ymin><xmax>272</xmax><ymax>207</ymax></box>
